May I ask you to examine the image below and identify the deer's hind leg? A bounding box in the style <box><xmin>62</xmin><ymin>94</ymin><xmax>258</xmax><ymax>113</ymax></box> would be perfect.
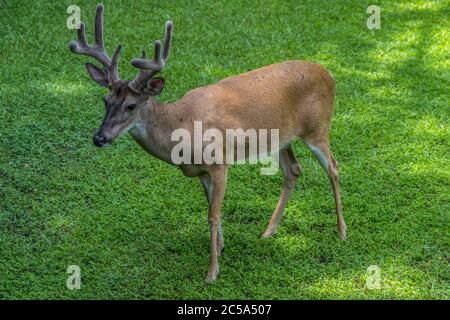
<box><xmin>262</xmin><ymin>145</ymin><xmax>302</xmax><ymax>238</ymax></box>
<box><xmin>305</xmin><ymin>140</ymin><xmax>347</xmax><ymax>240</ymax></box>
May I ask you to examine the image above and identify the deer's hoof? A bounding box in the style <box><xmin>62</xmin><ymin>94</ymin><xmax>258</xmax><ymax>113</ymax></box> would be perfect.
<box><xmin>205</xmin><ymin>266</ymin><xmax>219</xmax><ymax>283</ymax></box>
<box><xmin>339</xmin><ymin>224</ymin><xmax>347</xmax><ymax>240</ymax></box>
<box><xmin>262</xmin><ymin>228</ymin><xmax>277</xmax><ymax>239</ymax></box>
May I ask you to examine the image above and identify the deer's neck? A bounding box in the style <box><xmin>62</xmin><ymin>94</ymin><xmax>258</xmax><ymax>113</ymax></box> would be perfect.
<box><xmin>129</xmin><ymin>98</ymin><xmax>183</xmax><ymax>165</ymax></box>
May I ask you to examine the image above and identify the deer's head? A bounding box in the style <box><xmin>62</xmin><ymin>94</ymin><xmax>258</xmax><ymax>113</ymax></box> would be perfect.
<box><xmin>69</xmin><ymin>4</ymin><xmax>172</xmax><ymax>147</ymax></box>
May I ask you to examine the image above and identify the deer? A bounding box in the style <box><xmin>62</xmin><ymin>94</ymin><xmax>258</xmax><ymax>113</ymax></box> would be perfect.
<box><xmin>69</xmin><ymin>4</ymin><xmax>347</xmax><ymax>282</ymax></box>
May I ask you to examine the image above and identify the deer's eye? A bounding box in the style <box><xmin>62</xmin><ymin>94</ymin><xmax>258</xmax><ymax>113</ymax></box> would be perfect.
<box><xmin>126</xmin><ymin>104</ymin><xmax>137</xmax><ymax>111</ymax></box>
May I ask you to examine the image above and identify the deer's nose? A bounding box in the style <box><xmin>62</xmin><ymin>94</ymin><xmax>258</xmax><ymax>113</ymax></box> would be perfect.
<box><xmin>93</xmin><ymin>133</ymin><xmax>107</xmax><ymax>147</ymax></box>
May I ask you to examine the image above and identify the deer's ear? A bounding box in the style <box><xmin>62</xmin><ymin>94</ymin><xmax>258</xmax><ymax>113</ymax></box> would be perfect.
<box><xmin>85</xmin><ymin>63</ymin><xmax>109</xmax><ymax>87</ymax></box>
<box><xmin>147</xmin><ymin>77</ymin><xmax>165</xmax><ymax>95</ymax></box>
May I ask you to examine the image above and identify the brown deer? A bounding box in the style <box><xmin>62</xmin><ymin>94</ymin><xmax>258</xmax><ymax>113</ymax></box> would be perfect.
<box><xmin>69</xmin><ymin>4</ymin><xmax>347</xmax><ymax>282</ymax></box>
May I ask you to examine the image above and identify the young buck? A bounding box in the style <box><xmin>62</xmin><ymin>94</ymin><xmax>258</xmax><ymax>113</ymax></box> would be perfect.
<box><xmin>69</xmin><ymin>4</ymin><xmax>347</xmax><ymax>282</ymax></box>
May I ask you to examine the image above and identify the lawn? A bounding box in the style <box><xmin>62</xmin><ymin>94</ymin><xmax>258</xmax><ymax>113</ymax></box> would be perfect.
<box><xmin>0</xmin><ymin>0</ymin><xmax>448</xmax><ymax>299</ymax></box>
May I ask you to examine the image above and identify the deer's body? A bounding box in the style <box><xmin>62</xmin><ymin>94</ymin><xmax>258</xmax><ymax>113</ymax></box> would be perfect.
<box><xmin>70</xmin><ymin>5</ymin><xmax>347</xmax><ymax>283</ymax></box>
<box><xmin>131</xmin><ymin>60</ymin><xmax>335</xmax><ymax>172</ymax></box>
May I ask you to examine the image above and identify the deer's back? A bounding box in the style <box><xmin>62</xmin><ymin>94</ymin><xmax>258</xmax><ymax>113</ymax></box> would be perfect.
<box><xmin>179</xmin><ymin>60</ymin><xmax>335</xmax><ymax>141</ymax></box>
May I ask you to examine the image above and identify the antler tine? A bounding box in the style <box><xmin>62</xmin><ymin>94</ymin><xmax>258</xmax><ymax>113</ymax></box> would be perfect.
<box><xmin>69</xmin><ymin>4</ymin><xmax>121</xmax><ymax>85</ymax></box>
<box><xmin>162</xmin><ymin>21</ymin><xmax>173</xmax><ymax>61</ymax></box>
<box><xmin>94</xmin><ymin>4</ymin><xmax>105</xmax><ymax>50</ymax></box>
<box><xmin>108</xmin><ymin>44</ymin><xmax>122</xmax><ymax>83</ymax></box>
<box><xmin>69</xmin><ymin>22</ymin><xmax>91</xmax><ymax>57</ymax></box>
<box><xmin>131</xmin><ymin>40</ymin><xmax>164</xmax><ymax>71</ymax></box>
<box><xmin>128</xmin><ymin>21</ymin><xmax>173</xmax><ymax>92</ymax></box>
<box><xmin>77</xmin><ymin>22</ymin><xmax>88</xmax><ymax>47</ymax></box>
<box><xmin>154</xmin><ymin>40</ymin><xmax>162</xmax><ymax>65</ymax></box>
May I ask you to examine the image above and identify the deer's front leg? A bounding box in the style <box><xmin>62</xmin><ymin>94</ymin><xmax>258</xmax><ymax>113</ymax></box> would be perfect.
<box><xmin>205</xmin><ymin>165</ymin><xmax>227</xmax><ymax>283</ymax></box>
<box><xmin>200</xmin><ymin>173</ymin><xmax>224</xmax><ymax>255</ymax></box>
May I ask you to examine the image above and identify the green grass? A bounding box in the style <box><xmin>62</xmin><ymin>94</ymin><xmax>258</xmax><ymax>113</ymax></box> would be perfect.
<box><xmin>0</xmin><ymin>0</ymin><xmax>449</xmax><ymax>299</ymax></box>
